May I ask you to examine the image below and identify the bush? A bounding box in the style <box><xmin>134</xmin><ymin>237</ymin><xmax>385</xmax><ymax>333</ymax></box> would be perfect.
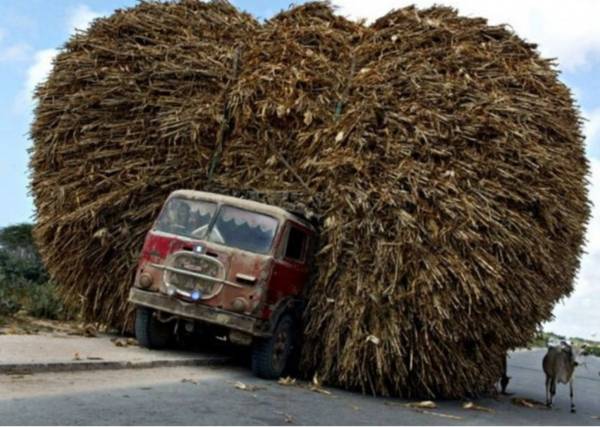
<box><xmin>0</xmin><ymin>224</ymin><xmax>48</xmax><ymax>285</ymax></box>
<box><xmin>25</xmin><ymin>282</ymin><xmax>73</xmax><ymax>320</ymax></box>
<box><xmin>585</xmin><ymin>345</ymin><xmax>600</xmax><ymax>357</ymax></box>
<box><xmin>0</xmin><ymin>287</ymin><xmax>22</xmax><ymax>317</ymax></box>
<box><xmin>0</xmin><ymin>272</ymin><xmax>25</xmax><ymax>317</ymax></box>
<box><xmin>0</xmin><ymin>223</ymin><xmax>73</xmax><ymax>322</ymax></box>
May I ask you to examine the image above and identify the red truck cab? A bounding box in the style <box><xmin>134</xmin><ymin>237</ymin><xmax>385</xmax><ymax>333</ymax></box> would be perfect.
<box><xmin>129</xmin><ymin>190</ymin><xmax>316</xmax><ymax>379</ymax></box>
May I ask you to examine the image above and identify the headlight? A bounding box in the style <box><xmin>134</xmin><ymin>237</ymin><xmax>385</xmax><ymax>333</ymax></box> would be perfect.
<box><xmin>231</xmin><ymin>297</ymin><xmax>248</xmax><ymax>313</ymax></box>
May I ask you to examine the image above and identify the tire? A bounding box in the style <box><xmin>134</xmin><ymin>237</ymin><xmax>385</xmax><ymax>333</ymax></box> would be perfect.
<box><xmin>135</xmin><ymin>306</ymin><xmax>173</xmax><ymax>349</ymax></box>
<box><xmin>251</xmin><ymin>315</ymin><xmax>296</xmax><ymax>379</ymax></box>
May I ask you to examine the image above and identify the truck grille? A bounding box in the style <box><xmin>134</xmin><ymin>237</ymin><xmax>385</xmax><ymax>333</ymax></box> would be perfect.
<box><xmin>165</xmin><ymin>252</ymin><xmax>224</xmax><ymax>297</ymax></box>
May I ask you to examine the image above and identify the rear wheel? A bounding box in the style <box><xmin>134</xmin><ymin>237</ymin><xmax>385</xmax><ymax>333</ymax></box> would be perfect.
<box><xmin>251</xmin><ymin>315</ymin><xmax>295</xmax><ymax>379</ymax></box>
<box><xmin>135</xmin><ymin>306</ymin><xmax>173</xmax><ymax>349</ymax></box>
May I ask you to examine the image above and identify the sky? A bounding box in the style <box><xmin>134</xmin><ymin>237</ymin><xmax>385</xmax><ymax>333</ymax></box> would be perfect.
<box><xmin>0</xmin><ymin>1</ymin><xmax>598</xmax><ymax>340</ymax></box>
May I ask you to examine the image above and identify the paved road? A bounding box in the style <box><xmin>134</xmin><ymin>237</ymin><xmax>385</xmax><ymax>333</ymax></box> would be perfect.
<box><xmin>0</xmin><ymin>350</ymin><xmax>598</xmax><ymax>425</ymax></box>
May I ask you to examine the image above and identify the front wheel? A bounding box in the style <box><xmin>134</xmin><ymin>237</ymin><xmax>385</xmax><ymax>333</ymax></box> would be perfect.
<box><xmin>251</xmin><ymin>315</ymin><xmax>296</xmax><ymax>379</ymax></box>
<box><xmin>135</xmin><ymin>307</ymin><xmax>173</xmax><ymax>349</ymax></box>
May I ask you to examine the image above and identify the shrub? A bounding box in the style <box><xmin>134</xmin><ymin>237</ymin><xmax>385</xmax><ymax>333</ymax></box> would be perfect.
<box><xmin>25</xmin><ymin>282</ymin><xmax>73</xmax><ymax>320</ymax></box>
<box><xmin>0</xmin><ymin>287</ymin><xmax>22</xmax><ymax>317</ymax></box>
<box><xmin>585</xmin><ymin>345</ymin><xmax>600</xmax><ymax>358</ymax></box>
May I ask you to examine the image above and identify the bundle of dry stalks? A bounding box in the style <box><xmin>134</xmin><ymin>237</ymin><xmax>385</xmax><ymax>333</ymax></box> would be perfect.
<box><xmin>30</xmin><ymin>0</ymin><xmax>589</xmax><ymax>398</ymax></box>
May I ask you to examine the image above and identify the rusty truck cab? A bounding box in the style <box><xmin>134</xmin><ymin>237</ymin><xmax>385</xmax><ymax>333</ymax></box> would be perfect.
<box><xmin>129</xmin><ymin>190</ymin><xmax>316</xmax><ymax>379</ymax></box>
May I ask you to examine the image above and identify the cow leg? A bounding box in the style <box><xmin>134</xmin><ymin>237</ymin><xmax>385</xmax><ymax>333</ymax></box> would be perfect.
<box><xmin>500</xmin><ymin>355</ymin><xmax>511</xmax><ymax>394</ymax></box>
<box><xmin>570</xmin><ymin>379</ymin><xmax>575</xmax><ymax>413</ymax></box>
<box><xmin>549</xmin><ymin>378</ymin><xmax>556</xmax><ymax>408</ymax></box>
<box><xmin>545</xmin><ymin>375</ymin><xmax>551</xmax><ymax>407</ymax></box>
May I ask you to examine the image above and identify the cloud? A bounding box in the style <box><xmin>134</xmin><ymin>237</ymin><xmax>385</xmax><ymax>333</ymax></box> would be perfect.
<box><xmin>67</xmin><ymin>4</ymin><xmax>104</xmax><ymax>33</ymax></box>
<box><xmin>24</xmin><ymin>4</ymin><xmax>104</xmax><ymax>98</ymax></box>
<box><xmin>13</xmin><ymin>48</ymin><xmax>58</xmax><ymax>113</ymax></box>
<box><xmin>333</xmin><ymin>0</ymin><xmax>600</xmax><ymax>71</ymax></box>
<box><xmin>26</xmin><ymin>49</ymin><xmax>58</xmax><ymax>97</ymax></box>
<box><xmin>584</xmin><ymin>108</ymin><xmax>600</xmax><ymax>152</ymax></box>
<box><xmin>12</xmin><ymin>4</ymin><xmax>104</xmax><ymax>114</ymax></box>
<box><xmin>0</xmin><ymin>27</ymin><xmax>31</xmax><ymax>62</ymax></box>
<box><xmin>0</xmin><ymin>43</ymin><xmax>32</xmax><ymax>62</ymax></box>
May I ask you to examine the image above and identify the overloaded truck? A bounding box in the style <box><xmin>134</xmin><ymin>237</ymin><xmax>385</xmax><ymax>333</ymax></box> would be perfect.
<box><xmin>128</xmin><ymin>190</ymin><xmax>316</xmax><ymax>379</ymax></box>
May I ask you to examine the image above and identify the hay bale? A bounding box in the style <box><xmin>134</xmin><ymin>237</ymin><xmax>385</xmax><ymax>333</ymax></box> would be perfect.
<box><xmin>30</xmin><ymin>1</ymin><xmax>589</xmax><ymax>398</ymax></box>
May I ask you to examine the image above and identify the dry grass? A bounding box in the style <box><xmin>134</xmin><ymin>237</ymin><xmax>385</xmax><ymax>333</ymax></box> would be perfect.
<box><xmin>30</xmin><ymin>1</ymin><xmax>589</xmax><ymax>398</ymax></box>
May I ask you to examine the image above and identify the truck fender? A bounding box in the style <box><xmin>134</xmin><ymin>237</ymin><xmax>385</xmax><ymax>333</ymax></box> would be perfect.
<box><xmin>267</xmin><ymin>297</ymin><xmax>304</xmax><ymax>334</ymax></box>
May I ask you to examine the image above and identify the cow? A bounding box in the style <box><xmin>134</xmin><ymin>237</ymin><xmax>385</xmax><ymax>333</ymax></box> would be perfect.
<box><xmin>542</xmin><ymin>341</ymin><xmax>586</xmax><ymax>413</ymax></box>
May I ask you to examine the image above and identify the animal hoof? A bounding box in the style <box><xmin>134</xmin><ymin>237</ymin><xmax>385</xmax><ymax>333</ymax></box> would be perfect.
<box><xmin>571</xmin><ymin>408</ymin><xmax>576</xmax><ymax>414</ymax></box>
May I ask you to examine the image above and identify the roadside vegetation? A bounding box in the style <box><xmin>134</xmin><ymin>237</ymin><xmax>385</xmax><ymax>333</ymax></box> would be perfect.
<box><xmin>529</xmin><ymin>331</ymin><xmax>600</xmax><ymax>356</ymax></box>
<box><xmin>0</xmin><ymin>223</ymin><xmax>74</xmax><ymax>325</ymax></box>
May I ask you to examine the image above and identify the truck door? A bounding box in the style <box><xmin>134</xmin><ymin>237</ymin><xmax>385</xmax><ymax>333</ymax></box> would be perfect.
<box><xmin>267</xmin><ymin>222</ymin><xmax>310</xmax><ymax>304</ymax></box>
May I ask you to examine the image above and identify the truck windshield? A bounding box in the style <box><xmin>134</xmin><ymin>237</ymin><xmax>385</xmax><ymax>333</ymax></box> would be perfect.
<box><xmin>154</xmin><ymin>198</ymin><xmax>217</xmax><ymax>239</ymax></box>
<box><xmin>155</xmin><ymin>198</ymin><xmax>278</xmax><ymax>254</ymax></box>
<box><xmin>207</xmin><ymin>205</ymin><xmax>278</xmax><ymax>254</ymax></box>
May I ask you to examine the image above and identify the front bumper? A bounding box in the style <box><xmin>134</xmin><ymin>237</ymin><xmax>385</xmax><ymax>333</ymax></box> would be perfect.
<box><xmin>128</xmin><ymin>288</ymin><xmax>270</xmax><ymax>337</ymax></box>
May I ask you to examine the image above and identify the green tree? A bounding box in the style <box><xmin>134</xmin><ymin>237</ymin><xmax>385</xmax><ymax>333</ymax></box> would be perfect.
<box><xmin>0</xmin><ymin>223</ymin><xmax>72</xmax><ymax>320</ymax></box>
<box><xmin>0</xmin><ymin>223</ymin><xmax>48</xmax><ymax>284</ymax></box>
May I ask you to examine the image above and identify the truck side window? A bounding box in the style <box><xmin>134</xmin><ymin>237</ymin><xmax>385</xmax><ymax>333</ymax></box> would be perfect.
<box><xmin>285</xmin><ymin>226</ymin><xmax>306</xmax><ymax>262</ymax></box>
